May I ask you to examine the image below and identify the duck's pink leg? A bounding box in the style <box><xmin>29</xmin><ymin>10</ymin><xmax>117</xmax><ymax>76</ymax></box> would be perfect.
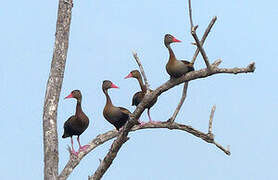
<box><xmin>138</xmin><ymin>118</ymin><xmax>146</xmax><ymax>126</ymax></box>
<box><xmin>71</xmin><ymin>137</ymin><xmax>78</xmax><ymax>156</ymax></box>
<box><xmin>147</xmin><ymin>109</ymin><xmax>160</xmax><ymax>124</ymax></box>
<box><xmin>77</xmin><ymin>136</ymin><xmax>89</xmax><ymax>153</ymax></box>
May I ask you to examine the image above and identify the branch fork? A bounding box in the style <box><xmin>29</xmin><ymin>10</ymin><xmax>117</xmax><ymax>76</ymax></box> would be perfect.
<box><xmin>191</xmin><ymin>26</ymin><xmax>211</xmax><ymax>71</ymax></box>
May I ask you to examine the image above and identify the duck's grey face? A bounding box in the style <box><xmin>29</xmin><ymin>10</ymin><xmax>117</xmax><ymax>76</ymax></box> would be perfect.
<box><xmin>164</xmin><ymin>34</ymin><xmax>182</xmax><ymax>46</ymax></box>
<box><xmin>125</xmin><ymin>70</ymin><xmax>141</xmax><ymax>79</ymax></box>
<box><xmin>102</xmin><ymin>80</ymin><xmax>119</xmax><ymax>90</ymax></box>
<box><xmin>65</xmin><ymin>89</ymin><xmax>82</xmax><ymax>100</ymax></box>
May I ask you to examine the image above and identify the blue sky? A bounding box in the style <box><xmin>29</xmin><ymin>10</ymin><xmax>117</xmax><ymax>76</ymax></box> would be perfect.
<box><xmin>1</xmin><ymin>0</ymin><xmax>277</xmax><ymax>179</ymax></box>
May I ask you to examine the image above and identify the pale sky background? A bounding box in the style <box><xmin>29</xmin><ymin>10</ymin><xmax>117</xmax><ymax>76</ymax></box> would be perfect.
<box><xmin>1</xmin><ymin>0</ymin><xmax>277</xmax><ymax>179</ymax></box>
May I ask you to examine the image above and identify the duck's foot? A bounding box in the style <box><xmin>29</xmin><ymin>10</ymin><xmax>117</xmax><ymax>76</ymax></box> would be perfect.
<box><xmin>78</xmin><ymin>145</ymin><xmax>90</xmax><ymax>153</ymax></box>
<box><xmin>148</xmin><ymin>120</ymin><xmax>160</xmax><ymax>124</ymax></box>
<box><xmin>138</xmin><ymin>120</ymin><xmax>146</xmax><ymax>126</ymax></box>
<box><xmin>71</xmin><ymin>149</ymin><xmax>78</xmax><ymax>156</ymax></box>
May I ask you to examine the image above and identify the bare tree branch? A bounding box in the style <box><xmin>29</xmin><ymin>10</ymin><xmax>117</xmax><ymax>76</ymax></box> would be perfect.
<box><xmin>191</xmin><ymin>16</ymin><xmax>217</xmax><ymax>64</ymax></box>
<box><xmin>212</xmin><ymin>59</ymin><xmax>222</xmax><ymax>67</ymax></box>
<box><xmin>208</xmin><ymin>105</ymin><xmax>216</xmax><ymax>134</ymax></box>
<box><xmin>88</xmin><ymin>131</ymin><xmax>130</xmax><ymax>180</ymax></box>
<box><xmin>58</xmin><ymin>62</ymin><xmax>255</xmax><ymax>179</ymax></box>
<box><xmin>149</xmin><ymin>62</ymin><xmax>255</xmax><ymax>100</ymax></box>
<box><xmin>214</xmin><ymin>142</ymin><xmax>230</xmax><ymax>155</ymax></box>
<box><xmin>58</xmin><ymin>130</ymin><xmax>119</xmax><ymax>180</ymax></box>
<box><xmin>62</xmin><ymin>117</ymin><xmax>232</xmax><ymax>180</ymax></box>
<box><xmin>188</xmin><ymin>0</ymin><xmax>194</xmax><ymax>29</ymax></box>
<box><xmin>132</xmin><ymin>51</ymin><xmax>150</xmax><ymax>90</ymax></box>
<box><xmin>43</xmin><ymin>0</ymin><xmax>73</xmax><ymax>179</ymax></box>
<box><xmin>191</xmin><ymin>27</ymin><xmax>212</xmax><ymax>70</ymax></box>
<box><xmin>188</xmin><ymin>0</ymin><xmax>211</xmax><ymax>70</ymax></box>
<box><xmin>168</xmin><ymin>82</ymin><xmax>189</xmax><ymax>123</ymax></box>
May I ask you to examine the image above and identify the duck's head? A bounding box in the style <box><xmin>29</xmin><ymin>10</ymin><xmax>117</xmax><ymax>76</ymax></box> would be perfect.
<box><xmin>102</xmin><ymin>80</ymin><xmax>119</xmax><ymax>91</ymax></box>
<box><xmin>124</xmin><ymin>70</ymin><xmax>141</xmax><ymax>79</ymax></box>
<box><xmin>164</xmin><ymin>34</ymin><xmax>182</xmax><ymax>47</ymax></box>
<box><xmin>65</xmin><ymin>90</ymin><xmax>82</xmax><ymax>101</ymax></box>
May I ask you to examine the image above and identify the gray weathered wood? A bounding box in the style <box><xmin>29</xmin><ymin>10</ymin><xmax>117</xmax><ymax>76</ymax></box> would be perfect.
<box><xmin>43</xmin><ymin>0</ymin><xmax>73</xmax><ymax>179</ymax></box>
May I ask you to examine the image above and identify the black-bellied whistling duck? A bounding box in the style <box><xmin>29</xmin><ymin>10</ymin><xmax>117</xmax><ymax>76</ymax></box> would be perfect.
<box><xmin>164</xmin><ymin>34</ymin><xmax>194</xmax><ymax>78</ymax></box>
<box><xmin>102</xmin><ymin>80</ymin><xmax>131</xmax><ymax>130</ymax></box>
<box><xmin>62</xmin><ymin>90</ymin><xmax>89</xmax><ymax>156</ymax></box>
<box><xmin>125</xmin><ymin>70</ymin><xmax>158</xmax><ymax>123</ymax></box>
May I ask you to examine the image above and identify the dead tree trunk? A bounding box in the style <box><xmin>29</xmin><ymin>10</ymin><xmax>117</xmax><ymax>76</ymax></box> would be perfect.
<box><xmin>43</xmin><ymin>0</ymin><xmax>73</xmax><ymax>179</ymax></box>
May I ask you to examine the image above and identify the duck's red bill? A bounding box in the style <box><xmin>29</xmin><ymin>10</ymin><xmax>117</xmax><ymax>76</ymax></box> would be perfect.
<box><xmin>65</xmin><ymin>93</ymin><xmax>73</xmax><ymax>99</ymax></box>
<box><xmin>172</xmin><ymin>37</ymin><xmax>182</xmax><ymax>42</ymax></box>
<box><xmin>124</xmin><ymin>73</ymin><xmax>133</xmax><ymax>79</ymax></box>
<box><xmin>111</xmin><ymin>83</ymin><xmax>119</xmax><ymax>88</ymax></box>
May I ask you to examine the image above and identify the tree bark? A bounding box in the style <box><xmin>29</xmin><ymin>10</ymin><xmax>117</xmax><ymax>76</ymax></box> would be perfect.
<box><xmin>43</xmin><ymin>0</ymin><xmax>73</xmax><ymax>179</ymax></box>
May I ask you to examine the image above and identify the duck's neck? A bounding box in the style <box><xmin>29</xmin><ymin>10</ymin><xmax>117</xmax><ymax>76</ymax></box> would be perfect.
<box><xmin>136</xmin><ymin>75</ymin><xmax>147</xmax><ymax>92</ymax></box>
<box><xmin>75</xmin><ymin>98</ymin><xmax>83</xmax><ymax>117</ymax></box>
<box><xmin>166</xmin><ymin>44</ymin><xmax>176</xmax><ymax>63</ymax></box>
<box><xmin>103</xmin><ymin>89</ymin><xmax>113</xmax><ymax>107</ymax></box>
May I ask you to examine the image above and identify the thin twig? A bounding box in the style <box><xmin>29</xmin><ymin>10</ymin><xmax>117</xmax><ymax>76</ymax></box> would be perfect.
<box><xmin>213</xmin><ymin>142</ymin><xmax>230</xmax><ymax>155</ymax></box>
<box><xmin>188</xmin><ymin>0</ymin><xmax>194</xmax><ymax>28</ymax></box>
<box><xmin>188</xmin><ymin>0</ymin><xmax>211</xmax><ymax>70</ymax></box>
<box><xmin>169</xmin><ymin>82</ymin><xmax>189</xmax><ymax>123</ymax></box>
<box><xmin>191</xmin><ymin>28</ymin><xmax>212</xmax><ymax>70</ymax></box>
<box><xmin>208</xmin><ymin>105</ymin><xmax>216</xmax><ymax>134</ymax></box>
<box><xmin>212</xmin><ymin>59</ymin><xmax>222</xmax><ymax>67</ymax></box>
<box><xmin>191</xmin><ymin>16</ymin><xmax>217</xmax><ymax>64</ymax></box>
<box><xmin>132</xmin><ymin>51</ymin><xmax>150</xmax><ymax>91</ymax></box>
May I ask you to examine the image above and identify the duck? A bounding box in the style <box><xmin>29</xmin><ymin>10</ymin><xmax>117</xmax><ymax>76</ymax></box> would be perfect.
<box><xmin>102</xmin><ymin>80</ymin><xmax>131</xmax><ymax>130</ymax></box>
<box><xmin>164</xmin><ymin>34</ymin><xmax>194</xmax><ymax>78</ymax></box>
<box><xmin>62</xmin><ymin>90</ymin><xmax>89</xmax><ymax>156</ymax></box>
<box><xmin>125</xmin><ymin>70</ymin><xmax>158</xmax><ymax>123</ymax></box>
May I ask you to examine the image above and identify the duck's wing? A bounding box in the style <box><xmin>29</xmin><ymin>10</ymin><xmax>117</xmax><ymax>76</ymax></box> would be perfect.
<box><xmin>119</xmin><ymin>107</ymin><xmax>131</xmax><ymax>115</ymax></box>
<box><xmin>132</xmin><ymin>91</ymin><xmax>144</xmax><ymax>106</ymax></box>
<box><xmin>110</xmin><ymin>107</ymin><xmax>130</xmax><ymax>130</ymax></box>
<box><xmin>62</xmin><ymin>115</ymin><xmax>77</xmax><ymax>138</ymax></box>
<box><xmin>181</xmin><ymin>60</ymin><xmax>194</xmax><ymax>71</ymax></box>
